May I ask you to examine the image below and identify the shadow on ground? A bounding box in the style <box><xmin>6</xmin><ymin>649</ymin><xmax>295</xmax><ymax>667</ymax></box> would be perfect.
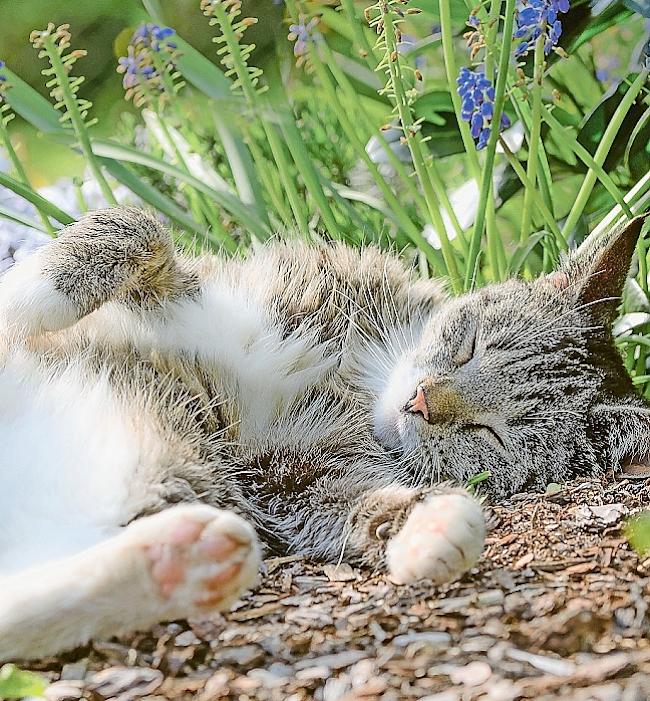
<box><xmin>25</xmin><ymin>473</ymin><xmax>650</xmax><ymax>701</ymax></box>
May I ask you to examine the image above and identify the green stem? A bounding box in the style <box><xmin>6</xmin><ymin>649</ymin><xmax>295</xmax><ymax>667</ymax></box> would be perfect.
<box><xmin>464</xmin><ymin>0</ymin><xmax>516</xmax><ymax>291</ymax></box>
<box><xmin>479</xmin><ymin>0</ymin><xmax>506</xmax><ymax>280</ymax></box>
<box><xmin>309</xmin><ymin>52</ymin><xmax>440</xmax><ymax>258</ymax></box>
<box><xmin>266</xmin><ymin>118</ymin><xmax>311</xmax><ymax>236</ymax></box>
<box><xmin>381</xmin><ymin>9</ymin><xmax>461</xmax><ymax>291</ymax></box>
<box><xmin>155</xmin><ymin>111</ymin><xmax>237</xmax><ymax>252</ymax></box>
<box><xmin>40</xmin><ymin>34</ymin><xmax>117</xmax><ymax>206</ymax></box>
<box><xmin>319</xmin><ymin>41</ymin><xmax>430</xmax><ymax>218</ymax></box>
<box><xmin>339</xmin><ymin>0</ymin><xmax>379</xmax><ymax>70</ymax></box>
<box><xmin>243</xmin><ymin>129</ymin><xmax>295</xmax><ymax>229</ymax></box>
<box><xmin>498</xmin><ymin>136</ymin><xmax>565</xmax><ymax>247</ymax></box>
<box><xmin>433</xmin><ymin>4</ymin><xmax>482</xmax><ymax>171</ymax></box>
<box><xmin>561</xmin><ymin>69</ymin><xmax>648</xmax><ymax>240</ymax></box>
<box><xmin>440</xmin><ymin>0</ymin><xmax>502</xmax><ymax>279</ymax></box>
<box><xmin>279</xmin><ymin>109</ymin><xmax>342</xmax><ymax>240</ymax></box>
<box><xmin>0</xmin><ymin>125</ymin><xmax>55</xmax><ymax>234</ymax></box>
<box><xmin>519</xmin><ymin>32</ymin><xmax>545</xmax><ymax>243</ymax></box>
<box><xmin>540</xmin><ymin>104</ymin><xmax>634</xmax><ymax>219</ymax></box>
<box><xmin>211</xmin><ymin>3</ymin><xmax>311</xmax><ymax>236</ymax></box>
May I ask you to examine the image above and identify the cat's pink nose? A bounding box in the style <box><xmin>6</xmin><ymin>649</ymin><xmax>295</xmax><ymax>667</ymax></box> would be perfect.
<box><xmin>405</xmin><ymin>384</ymin><xmax>429</xmax><ymax>422</ymax></box>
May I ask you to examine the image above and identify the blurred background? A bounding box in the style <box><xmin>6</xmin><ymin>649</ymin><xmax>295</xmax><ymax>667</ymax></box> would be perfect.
<box><xmin>0</xmin><ymin>0</ymin><xmax>646</xmax><ymax>185</ymax></box>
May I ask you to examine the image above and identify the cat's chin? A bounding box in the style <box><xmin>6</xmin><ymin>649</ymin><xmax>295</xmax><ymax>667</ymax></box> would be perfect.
<box><xmin>372</xmin><ymin>405</ymin><xmax>419</xmax><ymax>453</ymax></box>
<box><xmin>373</xmin><ymin>358</ymin><xmax>420</xmax><ymax>451</ymax></box>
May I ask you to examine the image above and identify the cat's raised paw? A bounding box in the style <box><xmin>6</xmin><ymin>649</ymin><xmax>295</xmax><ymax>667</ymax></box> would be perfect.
<box><xmin>127</xmin><ymin>504</ymin><xmax>260</xmax><ymax>613</ymax></box>
<box><xmin>386</xmin><ymin>492</ymin><xmax>485</xmax><ymax>585</ymax></box>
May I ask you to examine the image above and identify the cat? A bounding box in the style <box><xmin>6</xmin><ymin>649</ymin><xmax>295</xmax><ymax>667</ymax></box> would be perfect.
<box><xmin>0</xmin><ymin>207</ymin><xmax>647</xmax><ymax>661</ymax></box>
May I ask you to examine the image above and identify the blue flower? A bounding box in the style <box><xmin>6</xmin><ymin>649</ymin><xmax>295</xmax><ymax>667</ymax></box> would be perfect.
<box><xmin>132</xmin><ymin>23</ymin><xmax>177</xmax><ymax>53</ymax></box>
<box><xmin>456</xmin><ymin>67</ymin><xmax>510</xmax><ymax>150</ymax></box>
<box><xmin>514</xmin><ymin>0</ymin><xmax>570</xmax><ymax>57</ymax></box>
<box><xmin>117</xmin><ymin>24</ymin><xmax>180</xmax><ymax>103</ymax></box>
<box><xmin>117</xmin><ymin>49</ymin><xmax>156</xmax><ymax>91</ymax></box>
<box><xmin>288</xmin><ymin>16</ymin><xmax>321</xmax><ymax>60</ymax></box>
<box><xmin>0</xmin><ymin>60</ymin><xmax>5</xmax><ymax>83</ymax></box>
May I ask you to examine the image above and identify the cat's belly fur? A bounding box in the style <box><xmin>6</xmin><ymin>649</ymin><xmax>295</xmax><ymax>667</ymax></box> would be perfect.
<box><xmin>0</xmin><ymin>351</ymin><xmax>146</xmax><ymax>573</ymax></box>
<box><xmin>0</xmin><ymin>278</ymin><xmax>338</xmax><ymax>575</ymax></box>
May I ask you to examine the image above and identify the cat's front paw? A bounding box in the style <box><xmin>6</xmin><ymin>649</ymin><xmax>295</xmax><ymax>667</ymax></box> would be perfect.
<box><xmin>386</xmin><ymin>492</ymin><xmax>485</xmax><ymax>585</ymax></box>
<box><xmin>0</xmin><ymin>251</ymin><xmax>78</xmax><ymax>338</ymax></box>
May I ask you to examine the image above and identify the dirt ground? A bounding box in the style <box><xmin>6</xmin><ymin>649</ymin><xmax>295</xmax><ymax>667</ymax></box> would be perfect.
<box><xmin>25</xmin><ymin>473</ymin><xmax>650</xmax><ymax>701</ymax></box>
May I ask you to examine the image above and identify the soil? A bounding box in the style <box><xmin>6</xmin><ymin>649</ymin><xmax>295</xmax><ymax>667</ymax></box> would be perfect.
<box><xmin>24</xmin><ymin>472</ymin><xmax>650</xmax><ymax>701</ymax></box>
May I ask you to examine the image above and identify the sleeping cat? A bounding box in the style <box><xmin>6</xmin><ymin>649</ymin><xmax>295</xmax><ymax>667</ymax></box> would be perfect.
<box><xmin>0</xmin><ymin>207</ymin><xmax>647</xmax><ymax>661</ymax></box>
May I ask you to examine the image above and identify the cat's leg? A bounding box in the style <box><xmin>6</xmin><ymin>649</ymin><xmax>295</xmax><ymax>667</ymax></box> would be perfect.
<box><xmin>345</xmin><ymin>484</ymin><xmax>485</xmax><ymax>584</ymax></box>
<box><xmin>0</xmin><ymin>207</ymin><xmax>195</xmax><ymax>338</ymax></box>
<box><xmin>0</xmin><ymin>504</ymin><xmax>260</xmax><ymax>661</ymax></box>
<box><xmin>261</xmin><ymin>466</ymin><xmax>485</xmax><ymax>585</ymax></box>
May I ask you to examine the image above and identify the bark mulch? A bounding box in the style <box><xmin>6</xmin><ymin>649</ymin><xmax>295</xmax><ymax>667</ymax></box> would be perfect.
<box><xmin>26</xmin><ymin>472</ymin><xmax>650</xmax><ymax>701</ymax></box>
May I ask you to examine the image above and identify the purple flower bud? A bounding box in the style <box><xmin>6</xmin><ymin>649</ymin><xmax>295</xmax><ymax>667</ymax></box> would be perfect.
<box><xmin>470</xmin><ymin>113</ymin><xmax>483</xmax><ymax>138</ymax></box>
<box><xmin>513</xmin><ymin>0</ymin><xmax>569</xmax><ymax>57</ymax></box>
<box><xmin>477</xmin><ymin>127</ymin><xmax>491</xmax><ymax>150</ymax></box>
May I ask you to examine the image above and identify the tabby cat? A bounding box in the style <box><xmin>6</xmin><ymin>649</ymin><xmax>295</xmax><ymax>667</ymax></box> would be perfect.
<box><xmin>0</xmin><ymin>208</ymin><xmax>647</xmax><ymax>661</ymax></box>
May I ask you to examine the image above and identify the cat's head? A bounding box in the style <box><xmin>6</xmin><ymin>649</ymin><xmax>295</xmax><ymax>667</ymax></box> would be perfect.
<box><xmin>374</xmin><ymin>214</ymin><xmax>650</xmax><ymax>498</ymax></box>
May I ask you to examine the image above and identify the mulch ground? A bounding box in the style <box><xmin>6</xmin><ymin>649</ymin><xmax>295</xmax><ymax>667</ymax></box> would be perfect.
<box><xmin>25</xmin><ymin>473</ymin><xmax>650</xmax><ymax>701</ymax></box>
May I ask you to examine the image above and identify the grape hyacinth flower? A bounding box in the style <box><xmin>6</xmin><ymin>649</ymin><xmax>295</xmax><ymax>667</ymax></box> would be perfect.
<box><xmin>117</xmin><ymin>48</ymin><xmax>156</xmax><ymax>91</ymax></box>
<box><xmin>288</xmin><ymin>15</ymin><xmax>321</xmax><ymax>64</ymax></box>
<box><xmin>117</xmin><ymin>24</ymin><xmax>179</xmax><ymax>104</ymax></box>
<box><xmin>132</xmin><ymin>24</ymin><xmax>177</xmax><ymax>53</ymax></box>
<box><xmin>457</xmin><ymin>67</ymin><xmax>510</xmax><ymax>150</ymax></box>
<box><xmin>514</xmin><ymin>0</ymin><xmax>570</xmax><ymax>57</ymax></box>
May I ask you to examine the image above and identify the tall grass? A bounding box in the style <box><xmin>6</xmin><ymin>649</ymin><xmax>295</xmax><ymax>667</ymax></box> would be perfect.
<box><xmin>0</xmin><ymin>0</ymin><xmax>647</xmax><ymax>378</ymax></box>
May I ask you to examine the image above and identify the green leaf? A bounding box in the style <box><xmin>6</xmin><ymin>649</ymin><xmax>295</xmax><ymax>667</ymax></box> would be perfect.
<box><xmin>577</xmin><ymin>72</ymin><xmax>650</xmax><ymax>175</ymax></box>
<box><xmin>466</xmin><ymin>470</ymin><xmax>491</xmax><ymax>488</ymax></box>
<box><xmin>0</xmin><ymin>664</ymin><xmax>47</xmax><ymax>698</ymax></box>
<box><xmin>91</xmin><ymin>139</ymin><xmax>269</xmax><ymax>240</ymax></box>
<box><xmin>0</xmin><ymin>205</ymin><xmax>50</xmax><ymax>234</ymax></box>
<box><xmin>2</xmin><ymin>68</ymin><xmax>66</xmax><ymax>136</ymax></box>
<box><xmin>163</xmin><ymin>34</ymin><xmax>268</xmax><ymax>227</ymax></box>
<box><xmin>507</xmin><ymin>230</ymin><xmax>554</xmax><ymax>277</ymax></box>
<box><xmin>413</xmin><ymin>91</ymin><xmax>454</xmax><ymax>126</ymax></box>
<box><xmin>545</xmin><ymin>482</ymin><xmax>564</xmax><ymax>496</ymax></box>
<box><xmin>626</xmin><ymin>511</ymin><xmax>650</xmax><ymax>555</ymax></box>
<box><xmin>567</xmin><ymin>4</ymin><xmax>633</xmax><ymax>54</ymax></box>
<box><xmin>0</xmin><ymin>172</ymin><xmax>74</xmax><ymax>226</ymax></box>
<box><xmin>413</xmin><ymin>92</ymin><xmax>467</xmax><ymax>157</ymax></box>
<box><xmin>99</xmin><ymin>159</ymin><xmax>206</xmax><ymax>237</ymax></box>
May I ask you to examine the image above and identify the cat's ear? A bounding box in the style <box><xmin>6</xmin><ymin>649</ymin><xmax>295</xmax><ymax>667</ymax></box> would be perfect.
<box><xmin>543</xmin><ymin>213</ymin><xmax>648</xmax><ymax>323</ymax></box>
<box><xmin>590</xmin><ymin>401</ymin><xmax>650</xmax><ymax>478</ymax></box>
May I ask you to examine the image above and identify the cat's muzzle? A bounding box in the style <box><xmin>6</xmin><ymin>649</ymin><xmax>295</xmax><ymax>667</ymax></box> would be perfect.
<box><xmin>404</xmin><ymin>384</ymin><xmax>429</xmax><ymax>422</ymax></box>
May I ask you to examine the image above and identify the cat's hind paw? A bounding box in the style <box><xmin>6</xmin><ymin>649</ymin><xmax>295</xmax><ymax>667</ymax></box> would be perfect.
<box><xmin>126</xmin><ymin>503</ymin><xmax>260</xmax><ymax>615</ymax></box>
<box><xmin>386</xmin><ymin>492</ymin><xmax>485</xmax><ymax>585</ymax></box>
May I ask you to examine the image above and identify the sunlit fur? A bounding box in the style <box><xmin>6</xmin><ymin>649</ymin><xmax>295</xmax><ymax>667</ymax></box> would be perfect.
<box><xmin>361</xmin><ymin>214</ymin><xmax>650</xmax><ymax>497</ymax></box>
<box><xmin>0</xmin><ymin>207</ymin><xmax>646</xmax><ymax>659</ymax></box>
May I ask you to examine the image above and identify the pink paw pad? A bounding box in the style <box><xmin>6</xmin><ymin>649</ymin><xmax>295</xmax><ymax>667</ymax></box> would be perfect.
<box><xmin>141</xmin><ymin>507</ymin><xmax>258</xmax><ymax>607</ymax></box>
<box><xmin>387</xmin><ymin>493</ymin><xmax>485</xmax><ymax>585</ymax></box>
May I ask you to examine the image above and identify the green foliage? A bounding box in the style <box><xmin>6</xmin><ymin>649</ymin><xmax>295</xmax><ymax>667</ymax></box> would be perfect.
<box><xmin>626</xmin><ymin>511</ymin><xmax>650</xmax><ymax>556</ymax></box>
<box><xmin>0</xmin><ymin>0</ymin><xmax>647</xmax><ymax>381</ymax></box>
<box><xmin>0</xmin><ymin>664</ymin><xmax>47</xmax><ymax>699</ymax></box>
